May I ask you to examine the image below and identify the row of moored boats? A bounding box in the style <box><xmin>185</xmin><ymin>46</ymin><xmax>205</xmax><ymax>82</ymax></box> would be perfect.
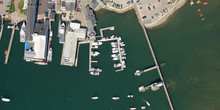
<box><xmin>90</xmin><ymin>41</ymin><xmax>103</xmax><ymax>75</ymax></box>
<box><xmin>111</xmin><ymin>36</ymin><xmax>126</xmax><ymax>68</ymax></box>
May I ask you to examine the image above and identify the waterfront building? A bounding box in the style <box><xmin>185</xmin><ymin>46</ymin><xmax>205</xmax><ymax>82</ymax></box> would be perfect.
<box><xmin>26</xmin><ymin>0</ymin><xmax>38</xmax><ymax>41</ymax></box>
<box><xmin>61</xmin><ymin>22</ymin><xmax>87</xmax><ymax>66</ymax></box>
<box><xmin>24</xmin><ymin>19</ymin><xmax>50</xmax><ymax>62</ymax></box>
<box><xmin>89</xmin><ymin>0</ymin><xmax>104</xmax><ymax>11</ymax></box>
<box><xmin>84</xmin><ymin>6</ymin><xmax>97</xmax><ymax>37</ymax></box>
<box><xmin>48</xmin><ymin>0</ymin><xmax>76</xmax><ymax>12</ymax></box>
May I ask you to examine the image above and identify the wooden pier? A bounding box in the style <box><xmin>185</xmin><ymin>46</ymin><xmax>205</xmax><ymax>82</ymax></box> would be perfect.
<box><xmin>141</xmin><ymin>24</ymin><xmax>174</xmax><ymax>110</ymax></box>
<box><xmin>0</xmin><ymin>18</ymin><xmax>4</xmax><ymax>40</ymax></box>
<box><xmin>135</xmin><ymin>66</ymin><xmax>157</xmax><ymax>76</ymax></box>
<box><xmin>97</xmin><ymin>26</ymin><xmax>115</xmax><ymax>37</ymax></box>
<box><xmin>4</xmin><ymin>24</ymin><xmax>16</xmax><ymax>64</ymax></box>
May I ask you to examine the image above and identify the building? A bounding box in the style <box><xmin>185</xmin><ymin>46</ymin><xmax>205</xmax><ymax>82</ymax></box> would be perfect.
<box><xmin>24</xmin><ymin>19</ymin><xmax>50</xmax><ymax>62</ymax></box>
<box><xmin>26</xmin><ymin>0</ymin><xmax>38</xmax><ymax>41</ymax></box>
<box><xmin>84</xmin><ymin>6</ymin><xmax>97</xmax><ymax>37</ymax></box>
<box><xmin>61</xmin><ymin>22</ymin><xmax>87</xmax><ymax>66</ymax></box>
<box><xmin>48</xmin><ymin>0</ymin><xmax>76</xmax><ymax>12</ymax></box>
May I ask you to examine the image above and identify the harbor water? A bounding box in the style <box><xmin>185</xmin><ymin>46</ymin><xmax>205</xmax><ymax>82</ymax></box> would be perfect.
<box><xmin>0</xmin><ymin>1</ymin><xmax>220</xmax><ymax>109</ymax></box>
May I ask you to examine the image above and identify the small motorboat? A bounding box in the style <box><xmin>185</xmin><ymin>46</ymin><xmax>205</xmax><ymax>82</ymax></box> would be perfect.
<box><xmin>121</xmin><ymin>53</ymin><xmax>126</xmax><ymax>56</ymax></box>
<box><xmin>91</xmin><ymin>51</ymin><xmax>100</xmax><ymax>57</ymax></box>
<box><xmin>120</xmin><ymin>43</ymin><xmax>125</xmax><ymax>47</ymax></box>
<box><xmin>111</xmin><ymin>54</ymin><xmax>119</xmax><ymax>57</ymax></box>
<box><xmin>112</xmin><ymin>48</ymin><xmax>119</xmax><ymax>51</ymax></box>
<box><xmin>90</xmin><ymin>71</ymin><xmax>100</xmax><ymax>76</ymax></box>
<box><xmin>92</xmin><ymin>42</ymin><xmax>102</xmax><ymax>46</ymax></box>
<box><xmin>130</xmin><ymin>108</ymin><xmax>136</xmax><ymax>110</ymax></box>
<box><xmin>91</xmin><ymin>96</ymin><xmax>98</xmax><ymax>100</ymax></box>
<box><xmin>146</xmin><ymin>101</ymin><xmax>151</xmax><ymax>106</ymax></box>
<box><xmin>114</xmin><ymin>63</ymin><xmax>121</xmax><ymax>68</ymax></box>
<box><xmin>122</xmin><ymin>60</ymin><xmax>126</xmax><ymax>68</ymax></box>
<box><xmin>112</xmin><ymin>50</ymin><xmax>119</xmax><ymax>53</ymax></box>
<box><xmin>1</xmin><ymin>97</ymin><xmax>10</xmax><ymax>102</ymax></box>
<box><xmin>113</xmin><ymin>57</ymin><xmax>120</xmax><ymax>61</ymax></box>
<box><xmin>34</xmin><ymin>62</ymin><xmax>48</xmax><ymax>65</ymax></box>
<box><xmin>111</xmin><ymin>42</ymin><xmax>117</xmax><ymax>45</ymax></box>
<box><xmin>127</xmin><ymin>94</ymin><xmax>134</xmax><ymax>98</ymax></box>
<box><xmin>122</xmin><ymin>56</ymin><xmax>126</xmax><ymax>59</ymax></box>
<box><xmin>111</xmin><ymin>44</ymin><xmax>118</xmax><ymax>48</ymax></box>
<box><xmin>112</xmin><ymin>97</ymin><xmax>120</xmax><ymax>100</ymax></box>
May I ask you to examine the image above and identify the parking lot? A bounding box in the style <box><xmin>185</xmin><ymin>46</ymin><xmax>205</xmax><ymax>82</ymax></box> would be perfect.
<box><xmin>0</xmin><ymin>0</ymin><xmax>10</xmax><ymax>17</ymax></box>
<box><xmin>135</xmin><ymin>0</ymin><xmax>172</xmax><ymax>24</ymax></box>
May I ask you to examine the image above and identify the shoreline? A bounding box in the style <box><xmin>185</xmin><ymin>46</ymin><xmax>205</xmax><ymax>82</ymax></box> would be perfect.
<box><xmin>102</xmin><ymin>0</ymin><xmax>188</xmax><ymax>29</ymax></box>
<box><xmin>144</xmin><ymin>0</ymin><xmax>188</xmax><ymax>28</ymax></box>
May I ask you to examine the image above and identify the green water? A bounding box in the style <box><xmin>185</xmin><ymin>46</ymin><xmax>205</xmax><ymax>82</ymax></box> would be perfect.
<box><xmin>0</xmin><ymin>1</ymin><xmax>220</xmax><ymax>109</ymax></box>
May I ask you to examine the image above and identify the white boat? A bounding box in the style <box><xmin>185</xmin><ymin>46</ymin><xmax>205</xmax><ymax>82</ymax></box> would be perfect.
<box><xmin>19</xmin><ymin>22</ymin><xmax>26</xmax><ymax>43</ymax></box>
<box><xmin>111</xmin><ymin>44</ymin><xmax>118</xmax><ymax>48</ymax></box>
<box><xmin>90</xmin><ymin>71</ymin><xmax>99</xmax><ymax>75</ymax></box>
<box><xmin>120</xmin><ymin>43</ymin><xmax>125</xmax><ymax>47</ymax></box>
<box><xmin>122</xmin><ymin>56</ymin><xmax>126</xmax><ymax>59</ymax></box>
<box><xmin>92</xmin><ymin>45</ymin><xmax>98</xmax><ymax>48</ymax></box>
<box><xmin>112</xmin><ymin>97</ymin><xmax>120</xmax><ymax>100</ymax></box>
<box><xmin>34</xmin><ymin>62</ymin><xmax>48</xmax><ymax>65</ymax></box>
<box><xmin>114</xmin><ymin>63</ymin><xmax>121</xmax><ymax>68</ymax></box>
<box><xmin>130</xmin><ymin>108</ymin><xmax>136</xmax><ymax>110</ymax></box>
<box><xmin>1</xmin><ymin>97</ymin><xmax>10</xmax><ymax>102</ymax></box>
<box><xmin>112</xmin><ymin>48</ymin><xmax>119</xmax><ymax>51</ymax></box>
<box><xmin>91</xmin><ymin>51</ymin><xmax>100</xmax><ymax>57</ymax></box>
<box><xmin>113</xmin><ymin>57</ymin><xmax>120</xmax><ymax>61</ymax></box>
<box><xmin>121</xmin><ymin>53</ymin><xmax>126</xmax><ymax>56</ymax></box>
<box><xmin>50</xmin><ymin>30</ymin><xmax>53</xmax><ymax>37</ymax></box>
<box><xmin>92</xmin><ymin>42</ymin><xmax>102</xmax><ymax>46</ymax></box>
<box><xmin>48</xmin><ymin>47</ymin><xmax>52</xmax><ymax>62</ymax></box>
<box><xmin>112</xmin><ymin>50</ymin><xmax>119</xmax><ymax>53</ymax></box>
<box><xmin>127</xmin><ymin>94</ymin><xmax>134</xmax><ymax>98</ymax></box>
<box><xmin>59</xmin><ymin>23</ymin><xmax>65</xmax><ymax>44</ymax></box>
<box><xmin>110</xmin><ymin>35</ymin><xmax>115</xmax><ymax>38</ymax></box>
<box><xmin>111</xmin><ymin>54</ymin><xmax>119</xmax><ymax>57</ymax></box>
<box><xmin>121</xmin><ymin>50</ymin><xmax>125</xmax><ymax>53</ymax></box>
<box><xmin>146</xmin><ymin>101</ymin><xmax>150</xmax><ymax>106</ymax></box>
<box><xmin>111</xmin><ymin>42</ymin><xmax>117</xmax><ymax>45</ymax></box>
<box><xmin>91</xmin><ymin>96</ymin><xmax>98</xmax><ymax>100</ymax></box>
<box><xmin>122</xmin><ymin>60</ymin><xmax>126</xmax><ymax>68</ymax></box>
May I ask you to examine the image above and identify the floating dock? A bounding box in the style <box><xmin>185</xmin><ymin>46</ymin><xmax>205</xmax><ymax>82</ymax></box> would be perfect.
<box><xmin>4</xmin><ymin>24</ymin><xmax>16</xmax><ymax>64</ymax></box>
<box><xmin>0</xmin><ymin>18</ymin><xmax>4</xmax><ymax>40</ymax></box>
<box><xmin>141</xmin><ymin>24</ymin><xmax>174</xmax><ymax>110</ymax></box>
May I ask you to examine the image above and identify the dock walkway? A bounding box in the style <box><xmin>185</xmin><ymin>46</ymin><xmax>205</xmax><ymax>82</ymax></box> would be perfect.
<box><xmin>0</xmin><ymin>18</ymin><xmax>4</xmax><ymax>40</ymax></box>
<box><xmin>4</xmin><ymin>24</ymin><xmax>15</xmax><ymax>64</ymax></box>
<box><xmin>141</xmin><ymin>24</ymin><xmax>174</xmax><ymax>110</ymax></box>
<box><xmin>97</xmin><ymin>26</ymin><xmax>115</xmax><ymax>37</ymax></box>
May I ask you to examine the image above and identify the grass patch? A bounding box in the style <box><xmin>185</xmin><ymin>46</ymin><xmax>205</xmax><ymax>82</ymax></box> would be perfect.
<box><xmin>8</xmin><ymin>0</ymin><xmax>15</xmax><ymax>14</ymax></box>
<box><xmin>18</xmin><ymin>0</ymin><xmax>26</xmax><ymax>14</ymax></box>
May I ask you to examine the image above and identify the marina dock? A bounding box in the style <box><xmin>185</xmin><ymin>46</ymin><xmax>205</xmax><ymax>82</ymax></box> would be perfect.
<box><xmin>141</xmin><ymin>24</ymin><xmax>174</xmax><ymax>110</ymax></box>
<box><xmin>4</xmin><ymin>24</ymin><xmax>16</xmax><ymax>64</ymax></box>
<box><xmin>0</xmin><ymin>18</ymin><xmax>4</xmax><ymax>40</ymax></box>
<box><xmin>97</xmin><ymin>26</ymin><xmax>115</xmax><ymax>37</ymax></box>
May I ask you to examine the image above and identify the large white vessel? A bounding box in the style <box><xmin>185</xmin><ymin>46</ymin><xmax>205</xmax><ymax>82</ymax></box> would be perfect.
<box><xmin>19</xmin><ymin>22</ymin><xmax>26</xmax><ymax>43</ymax></box>
<box><xmin>1</xmin><ymin>97</ymin><xmax>10</xmax><ymax>102</ymax></box>
<box><xmin>111</xmin><ymin>54</ymin><xmax>119</xmax><ymax>57</ymax></box>
<box><xmin>59</xmin><ymin>23</ymin><xmax>65</xmax><ymax>44</ymax></box>
<box><xmin>48</xmin><ymin>47</ymin><xmax>52</xmax><ymax>62</ymax></box>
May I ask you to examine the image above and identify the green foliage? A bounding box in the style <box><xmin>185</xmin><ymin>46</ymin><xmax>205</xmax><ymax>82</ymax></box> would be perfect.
<box><xmin>8</xmin><ymin>0</ymin><xmax>15</xmax><ymax>14</ymax></box>
<box><xmin>18</xmin><ymin>0</ymin><xmax>26</xmax><ymax>15</ymax></box>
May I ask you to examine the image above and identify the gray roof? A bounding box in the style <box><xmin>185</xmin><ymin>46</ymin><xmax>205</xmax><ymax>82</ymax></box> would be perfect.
<box><xmin>33</xmin><ymin>19</ymin><xmax>49</xmax><ymax>35</ymax></box>
<box><xmin>38</xmin><ymin>0</ymin><xmax>49</xmax><ymax>14</ymax></box>
<box><xmin>50</xmin><ymin>11</ymin><xmax>56</xmax><ymax>20</ymax></box>
<box><xmin>84</xmin><ymin>6</ymin><xmax>97</xmax><ymax>32</ymax></box>
<box><xmin>26</xmin><ymin>0</ymin><xmax>37</xmax><ymax>41</ymax></box>
<box><xmin>89</xmin><ymin>0</ymin><xmax>100</xmax><ymax>10</ymax></box>
<box><xmin>65</xmin><ymin>2</ymin><xmax>75</xmax><ymax>11</ymax></box>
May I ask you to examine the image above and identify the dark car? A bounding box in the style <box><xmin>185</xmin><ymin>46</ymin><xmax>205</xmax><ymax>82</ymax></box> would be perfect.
<box><xmin>142</xmin><ymin>16</ymin><xmax>147</xmax><ymax>19</ymax></box>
